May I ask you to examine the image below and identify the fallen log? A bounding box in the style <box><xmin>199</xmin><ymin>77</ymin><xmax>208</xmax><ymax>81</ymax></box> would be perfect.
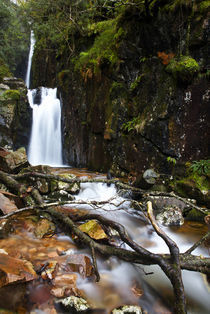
<box><xmin>1</xmin><ymin>169</ymin><xmax>210</xmax><ymax>313</ymax></box>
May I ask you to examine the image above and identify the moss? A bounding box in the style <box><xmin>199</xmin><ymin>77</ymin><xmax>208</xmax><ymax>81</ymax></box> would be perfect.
<box><xmin>50</xmin><ymin>180</ymin><xmax>58</xmax><ymax>192</ymax></box>
<box><xmin>199</xmin><ymin>1</ymin><xmax>210</xmax><ymax>13</ymax></box>
<box><xmin>166</xmin><ymin>55</ymin><xmax>200</xmax><ymax>83</ymax></box>
<box><xmin>58</xmin><ymin>70</ymin><xmax>70</xmax><ymax>87</ymax></box>
<box><xmin>0</xmin><ymin>59</ymin><xmax>12</xmax><ymax>83</ymax></box>
<box><xmin>185</xmin><ymin>208</ymin><xmax>205</xmax><ymax>222</ymax></box>
<box><xmin>74</xmin><ymin>18</ymin><xmax>123</xmax><ymax>77</ymax></box>
<box><xmin>110</xmin><ymin>82</ymin><xmax>127</xmax><ymax>99</ymax></box>
<box><xmin>2</xmin><ymin>89</ymin><xmax>21</xmax><ymax>101</ymax></box>
<box><xmin>130</xmin><ymin>74</ymin><xmax>145</xmax><ymax>91</ymax></box>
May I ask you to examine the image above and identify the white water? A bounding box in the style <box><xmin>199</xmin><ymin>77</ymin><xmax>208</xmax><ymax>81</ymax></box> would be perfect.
<box><xmin>67</xmin><ymin>182</ymin><xmax>210</xmax><ymax>313</ymax></box>
<box><xmin>26</xmin><ymin>31</ymin><xmax>63</xmax><ymax>166</ymax></box>
<box><xmin>25</xmin><ymin>31</ymin><xmax>35</xmax><ymax>88</ymax></box>
<box><xmin>28</xmin><ymin>87</ymin><xmax>63</xmax><ymax>166</ymax></box>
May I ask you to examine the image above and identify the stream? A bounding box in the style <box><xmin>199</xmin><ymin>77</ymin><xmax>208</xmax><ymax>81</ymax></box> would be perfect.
<box><xmin>55</xmin><ymin>172</ymin><xmax>210</xmax><ymax>313</ymax></box>
<box><xmin>12</xmin><ymin>30</ymin><xmax>209</xmax><ymax>313</ymax></box>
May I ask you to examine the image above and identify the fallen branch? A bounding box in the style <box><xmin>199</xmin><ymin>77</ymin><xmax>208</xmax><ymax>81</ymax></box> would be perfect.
<box><xmin>12</xmin><ymin>171</ymin><xmax>208</xmax><ymax>214</ymax></box>
<box><xmin>184</xmin><ymin>232</ymin><xmax>210</xmax><ymax>255</ymax></box>
<box><xmin>1</xmin><ymin>169</ymin><xmax>209</xmax><ymax>313</ymax></box>
<box><xmin>147</xmin><ymin>201</ymin><xmax>186</xmax><ymax>313</ymax></box>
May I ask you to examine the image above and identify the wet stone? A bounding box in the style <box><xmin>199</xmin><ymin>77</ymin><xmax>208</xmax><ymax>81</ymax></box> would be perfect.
<box><xmin>156</xmin><ymin>206</ymin><xmax>184</xmax><ymax>226</ymax></box>
<box><xmin>112</xmin><ymin>305</ymin><xmax>144</xmax><ymax>314</ymax></box>
<box><xmin>55</xmin><ymin>296</ymin><xmax>90</xmax><ymax>312</ymax></box>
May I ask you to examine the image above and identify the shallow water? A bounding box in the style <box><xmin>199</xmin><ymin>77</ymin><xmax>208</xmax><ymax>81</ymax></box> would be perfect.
<box><xmin>63</xmin><ymin>177</ymin><xmax>209</xmax><ymax>313</ymax></box>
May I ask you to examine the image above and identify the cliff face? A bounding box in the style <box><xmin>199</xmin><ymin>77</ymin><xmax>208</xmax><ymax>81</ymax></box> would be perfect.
<box><xmin>0</xmin><ymin>77</ymin><xmax>32</xmax><ymax>150</ymax></box>
<box><xmin>31</xmin><ymin>4</ymin><xmax>209</xmax><ymax>178</ymax></box>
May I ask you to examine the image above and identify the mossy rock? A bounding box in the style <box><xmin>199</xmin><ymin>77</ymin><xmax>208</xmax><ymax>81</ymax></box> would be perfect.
<box><xmin>166</xmin><ymin>56</ymin><xmax>200</xmax><ymax>83</ymax></box>
<box><xmin>2</xmin><ymin>89</ymin><xmax>21</xmax><ymax>101</ymax></box>
<box><xmin>184</xmin><ymin>208</ymin><xmax>206</xmax><ymax>222</ymax></box>
<box><xmin>175</xmin><ymin>178</ymin><xmax>210</xmax><ymax>207</ymax></box>
<box><xmin>58</xmin><ymin>173</ymin><xmax>80</xmax><ymax>194</ymax></box>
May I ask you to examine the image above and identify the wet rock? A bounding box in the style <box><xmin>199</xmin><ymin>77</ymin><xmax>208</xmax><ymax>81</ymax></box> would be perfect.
<box><xmin>46</xmin><ymin>190</ymin><xmax>74</xmax><ymax>202</ymax></box>
<box><xmin>0</xmin><ymin>84</ymin><xmax>10</xmax><ymax>93</ymax></box>
<box><xmin>34</xmin><ymin>218</ymin><xmax>56</xmax><ymax>239</ymax></box>
<box><xmin>156</xmin><ymin>206</ymin><xmax>184</xmax><ymax>226</ymax></box>
<box><xmin>143</xmin><ymin>169</ymin><xmax>159</xmax><ymax>185</ymax></box>
<box><xmin>133</xmin><ymin>169</ymin><xmax>160</xmax><ymax>189</ymax></box>
<box><xmin>149</xmin><ymin>196</ymin><xmax>189</xmax><ymax>212</ymax></box>
<box><xmin>176</xmin><ymin>179</ymin><xmax>210</xmax><ymax>207</ymax></box>
<box><xmin>32</xmin><ymin>87</ymin><xmax>42</xmax><ymax>105</ymax></box>
<box><xmin>66</xmin><ymin>254</ymin><xmax>93</xmax><ymax>278</ymax></box>
<box><xmin>0</xmin><ymin>147</ymin><xmax>28</xmax><ymax>173</ymax></box>
<box><xmin>51</xmin><ymin>273</ymin><xmax>78</xmax><ymax>298</ymax></box>
<box><xmin>2</xmin><ymin>77</ymin><xmax>25</xmax><ymax>90</ymax></box>
<box><xmin>57</xmin><ymin>173</ymin><xmax>80</xmax><ymax>194</ymax></box>
<box><xmin>0</xmin><ymin>77</ymin><xmax>31</xmax><ymax>149</ymax></box>
<box><xmin>0</xmin><ymin>193</ymin><xmax>18</xmax><ymax>215</ymax></box>
<box><xmin>112</xmin><ymin>305</ymin><xmax>145</xmax><ymax>314</ymax></box>
<box><xmin>0</xmin><ymin>253</ymin><xmax>37</xmax><ymax>288</ymax></box>
<box><xmin>55</xmin><ymin>296</ymin><xmax>90</xmax><ymax>312</ymax></box>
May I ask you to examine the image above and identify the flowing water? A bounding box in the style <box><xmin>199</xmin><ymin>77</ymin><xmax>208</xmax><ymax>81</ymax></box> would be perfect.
<box><xmin>26</xmin><ymin>32</ymin><xmax>63</xmax><ymax>166</ymax></box>
<box><xmin>65</xmin><ymin>180</ymin><xmax>210</xmax><ymax>313</ymax></box>
<box><xmin>28</xmin><ymin>87</ymin><xmax>63</xmax><ymax>166</ymax></box>
<box><xmin>25</xmin><ymin>30</ymin><xmax>35</xmax><ymax>89</ymax></box>
<box><xmin>24</xmin><ymin>31</ymin><xmax>210</xmax><ymax>313</ymax></box>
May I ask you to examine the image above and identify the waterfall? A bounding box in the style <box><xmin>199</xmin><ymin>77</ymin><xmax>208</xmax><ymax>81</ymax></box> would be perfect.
<box><xmin>28</xmin><ymin>88</ymin><xmax>63</xmax><ymax>166</ymax></box>
<box><xmin>25</xmin><ymin>31</ymin><xmax>35</xmax><ymax>88</ymax></box>
<box><xmin>26</xmin><ymin>31</ymin><xmax>63</xmax><ymax>166</ymax></box>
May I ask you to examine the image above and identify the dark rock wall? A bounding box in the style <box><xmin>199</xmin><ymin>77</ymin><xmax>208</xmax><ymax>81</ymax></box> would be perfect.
<box><xmin>31</xmin><ymin>8</ymin><xmax>209</xmax><ymax>178</ymax></box>
<box><xmin>0</xmin><ymin>78</ymin><xmax>32</xmax><ymax>150</ymax></box>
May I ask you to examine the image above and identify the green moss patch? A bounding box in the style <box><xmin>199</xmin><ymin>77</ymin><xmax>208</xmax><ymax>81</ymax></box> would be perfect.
<box><xmin>2</xmin><ymin>89</ymin><xmax>21</xmax><ymax>101</ymax></box>
<box><xmin>166</xmin><ymin>55</ymin><xmax>200</xmax><ymax>82</ymax></box>
<box><xmin>74</xmin><ymin>18</ymin><xmax>123</xmax><ymax>77</ymax></box>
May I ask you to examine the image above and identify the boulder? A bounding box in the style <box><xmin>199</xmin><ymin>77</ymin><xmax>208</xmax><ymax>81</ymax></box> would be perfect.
<box><xmin>0</xmin><ymin>77</ymin><xmax>31</xmax><ymax>149</ymax></box>
<box><xmin>57</xmin><ymin>173</ymin><xmax>80</xmax><ymax>194</ymax></box>
<box><xmin>156</xmin><ymin>206</ymin><xmax>184</xmax><ymax>226</ymax></box>
<box><xmin>55</xmin><ymin>296</ymin><xmax>90</xmax><ymax>312</ymax></box>
<box><xmin>0</xmin><ymin>147</ymin><xmax>28</xmax><ymax>173</ymax></box>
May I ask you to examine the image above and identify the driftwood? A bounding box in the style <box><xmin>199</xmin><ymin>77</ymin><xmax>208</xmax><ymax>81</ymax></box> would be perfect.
<box><xmin>0</xmin><ymin>169</ymin><xmax>210</xmax><ymax>313</ymax></box>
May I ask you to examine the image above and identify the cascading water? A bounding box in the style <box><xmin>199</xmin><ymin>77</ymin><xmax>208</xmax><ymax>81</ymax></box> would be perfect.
<box><xmin>25</xmin><ymin>30</ymin><xmax>35</xmax><ymax>89</ymax></box>
<box><xmin>26</xmin><ymin>31</ymin><xmax>63</xmax><ymax>166</ymax></box>
<box><xmin>28</xmin><ymin>88</ymin><xmax>63</xmax><ymax>166</ymax></box>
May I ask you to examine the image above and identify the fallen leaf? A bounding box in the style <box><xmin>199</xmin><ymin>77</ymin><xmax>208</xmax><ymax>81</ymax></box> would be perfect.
<box><xmin>79</xmin><ymin>220</ymin><xmax>108</xmax><ymax>240</ymax></box>
<box><xmin>131</xmin><ymin>284</ymin><xmax>143</xmax><ymax>297</ymax></box>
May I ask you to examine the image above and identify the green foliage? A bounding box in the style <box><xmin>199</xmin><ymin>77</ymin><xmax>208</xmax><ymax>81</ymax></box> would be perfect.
<box><xmin>122</xmin><ymin>116</ymin><xmax>142</xmax><ymax>133</ymax></box>
<box><xmin>164</xmin><ymin>0</ymin><xmax>196</xmax><ymax>11</ymax></box>
<box><xmin>130</xmin><ymin>74</ymin><xmax>144</xmax><ymax>91</ymax></box>
<box><xmin>167</xmin><ymin>156</ymin><xmax>177</xmax><ymax>166</ymax></box>
<box><xmin>166</xmin><ymin>55</ymin><xmax>200</xmax><ymax>82</ymax></box>
<box><xmin>0</xmin><ymin>58</ymin><xmax>12</xmax><ymax>83</ymax></box>
<box><xmin>74</xmin><ymin>17</ymin><xmax>125</xmax><ymax>77</ymax></box>
<box><xmin>2</xmin><ymin>90</ymin><xmax>21</xmax><ymax>101</ymax></box>
<box><xmin>189</xmin><ymin>160</ymin><xmax>210</xmax><ymax>176</ymax></box>
<box><xmin>199</xmin><ymin>1</ymin><xmax>210</xmax><ymax>12</ymax></box>
<box><xmin>0</xmin><ymin>0</ymin><xmax>29</xmax><ymax>73</ymax></box>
